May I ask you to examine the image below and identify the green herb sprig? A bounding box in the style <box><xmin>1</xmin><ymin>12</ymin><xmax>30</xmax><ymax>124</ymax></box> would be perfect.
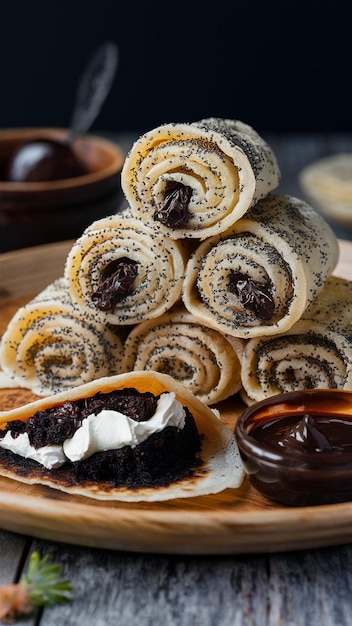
<box><xmin>0</xmin><ymin>551</ymin><xmax>73</xmax><ymax>623</ymax></box>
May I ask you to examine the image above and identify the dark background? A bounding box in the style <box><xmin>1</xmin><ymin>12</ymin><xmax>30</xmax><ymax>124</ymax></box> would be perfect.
<box><xmin>0</xmin><ymin>0</ymin><xmax>351</xmax><ymax>136</ymax></box>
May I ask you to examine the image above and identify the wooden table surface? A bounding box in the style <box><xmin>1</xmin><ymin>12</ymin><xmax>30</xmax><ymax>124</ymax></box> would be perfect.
<box><xmin>1</xmin><ymin>132</ymin><xmax>352</xmax><ymax>626</ymax></box>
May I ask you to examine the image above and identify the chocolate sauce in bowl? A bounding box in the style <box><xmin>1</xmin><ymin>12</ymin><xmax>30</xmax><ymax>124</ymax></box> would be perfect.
<box><xmin>255</xmin><ymin>413</ymin><xmax>351</xmax><ymax>455</ymax></box>
<box><xmin>235</xmin><ymin>390</ymin><xmax>352</xmax><ymax>506</ymax></box>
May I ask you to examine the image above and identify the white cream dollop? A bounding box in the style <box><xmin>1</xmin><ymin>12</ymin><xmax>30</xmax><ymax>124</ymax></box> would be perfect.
<box><xmin>0</xmin><ymin>392</ymin><xmax>186</xmax><ymax>469</ymax></box>
<box><xmin>0</xmin><ymin>431</ymin><xmax>66</xmax><ymax>469</ymax></box>
<box><xmin>63</xmin><ymin>392</ymin><xmax>185</xmax><ymax>462</ymax></box>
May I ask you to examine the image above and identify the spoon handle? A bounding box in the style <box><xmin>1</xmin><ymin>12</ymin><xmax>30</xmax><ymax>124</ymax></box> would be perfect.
<box><xmin>66</xmin><ymin>41</ymin><xmax>119</xmax><ymax>143</ymax></box>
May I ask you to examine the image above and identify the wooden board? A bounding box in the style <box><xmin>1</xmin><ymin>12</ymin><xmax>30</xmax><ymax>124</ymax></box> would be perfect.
<box><xmin>0</xmin><ymin>239</ymin><xmax>351</xmax><ymax>555</ymax></box>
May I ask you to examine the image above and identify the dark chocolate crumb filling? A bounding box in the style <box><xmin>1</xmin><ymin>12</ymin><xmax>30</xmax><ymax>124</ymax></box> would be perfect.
<box><xmin>71</xmin><ymin>410</ymin><xmax>202</xmax><ymax>488</ymax></box>
<box><xmin>0</xmin><ymin>389</ymin><xmax>203</xmax><ymax>489</ymax></box>
<box><xmin>0</xmin><ymin>389</ymin><xmax>159</xmax><ymax>448</ymax></box>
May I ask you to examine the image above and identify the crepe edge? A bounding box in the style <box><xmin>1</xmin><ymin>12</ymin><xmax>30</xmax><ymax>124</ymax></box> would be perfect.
<box><xmin>0</xmin><ymin>371</ymin><xmax>244</xmax><ymax>502</ymax></box>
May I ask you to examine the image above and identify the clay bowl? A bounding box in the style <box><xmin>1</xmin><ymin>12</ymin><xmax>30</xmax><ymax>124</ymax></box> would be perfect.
<box><xmin>0</xmin><ymin>128</ymin><xmax>125</xmax><ymax>252</ymax></box>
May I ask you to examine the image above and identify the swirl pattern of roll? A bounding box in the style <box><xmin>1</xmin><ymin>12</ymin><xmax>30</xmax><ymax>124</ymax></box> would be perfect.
<box><xmin>122</xmin><ymin>305</ymin><xmax>244</xmax><ymax>405</ymax></box>
<box><xmin>182</xmin><ymin>194</ymin><xmax>339</xmax><ymax>338</ymax></box>
<box><xmin>121</xmin><ymin>118</ymin><xmax>280</xmax><ymax>239</ymax></box>
<box><xmin>0</xmin><ymin>278</ymin><xmax>124</xmax><ymax>396</ymax></box>
<box><xmin>240</xmin><ymin>277</ymin><xmax>352</xmax><ymax>404</ymax></box>
<box><xmin>64</xmin><ymin>213</ymin><xmax>189</xmax><ymax>325</ymax></box>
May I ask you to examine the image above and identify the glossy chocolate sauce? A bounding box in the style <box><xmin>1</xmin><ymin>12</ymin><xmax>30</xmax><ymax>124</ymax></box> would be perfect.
<box><xmin>235</xmin><ymin>390</ymin><xmax>352</xmax><ymax>506</ymax></box>
<box><xmin>253</xmin><ymin>413</ymin><xmax>352</xmax><ymax>455</ymax></box>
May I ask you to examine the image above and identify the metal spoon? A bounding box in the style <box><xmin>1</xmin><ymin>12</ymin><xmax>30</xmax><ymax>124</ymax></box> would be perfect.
<box><xmin>5</xmin><ymin>42</ymin><xmax>119</xmax><ymax>182</ymax></box>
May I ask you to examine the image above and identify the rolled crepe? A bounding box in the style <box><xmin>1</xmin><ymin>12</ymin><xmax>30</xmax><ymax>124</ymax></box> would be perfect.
<box><xmin>121</xmin><ymin>118</ymin><xmax>280</xmax><ymax>239</ymax></box>
<box><xmin>122</xmin><ymin>305</ymin><xmax>244</xmax><ymax>405</ymax></box>
<box><xmin>0</xmin><ymin>371</ymin><xmax>244</xmax><ymax>502</ymax></box>
<box><xmin>0</xmin><ymin>278</ymin><xmax>123</xmax><ymax>396</ymax></box>
<box><xmin>241</xmin><ymin>277</ymin><xmax>352</xmax><ymax>404</ymax></box>
<box><xmin>182</xmin><ymin>194</ymin><xmax>339</xmax><ymax>339</ymax></box>
<box><xmin>64</xmin><ymin>214</ymin><xmax>189</xmax><ymax>325</ymax></box>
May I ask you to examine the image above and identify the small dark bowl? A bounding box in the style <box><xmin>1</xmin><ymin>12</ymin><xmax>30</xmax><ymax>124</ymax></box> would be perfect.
<box><xmin>235</xmin><ymin>389</ymin><xmax>352</xmax><ymax>507</ymax></box>
<box><xmin>0</xmin><ymin>128</ymin><xmax>125</xmax><ymax>252</ymax></box>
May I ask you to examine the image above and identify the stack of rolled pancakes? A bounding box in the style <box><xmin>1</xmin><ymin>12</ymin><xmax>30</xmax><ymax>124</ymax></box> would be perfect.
<box><xmin>1</xmin><ymin>117</ymin><xmax>350</xmax><ymax>405</ymax></box>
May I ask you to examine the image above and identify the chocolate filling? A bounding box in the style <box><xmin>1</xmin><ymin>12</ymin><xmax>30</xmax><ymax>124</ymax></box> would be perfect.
<box><xmin>0</xmin><ymin>389</ymin><xmax>203</xmax><ymax>489</ymax></box>
<box><xmin>228</xmin><ymin>271</ymin><xmax>275</xmax><ymax>320</ymax></box>
<box><xmin>91</xmin><ymin>258</ymin><xmax>138</xmax><ymax>311</ymax></box>
<box><xmin>153</xmin><ymin>182</ymin><xmax>192</xmax><ymax>228</ymax></box>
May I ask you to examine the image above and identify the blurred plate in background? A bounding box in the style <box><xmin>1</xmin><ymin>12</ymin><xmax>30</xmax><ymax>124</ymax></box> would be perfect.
<box><xmin>300</xmin><ymin>153</ymin><xmax>352</xmax><ymax>229</ymax></box>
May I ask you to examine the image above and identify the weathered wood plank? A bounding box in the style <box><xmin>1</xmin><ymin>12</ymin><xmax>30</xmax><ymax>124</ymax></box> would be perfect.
<box><xmin>31</xmin><ymin>539</ymin><xmax>269</xmax><ymax>626</ymax></box>
<box><xmin>22</xmin><ymin>537</ymin><xmax>352</xmax><ymax>626</ymax></box>
<box><xmin>267</xmin><ymin>545</ymin><xmax>352</xmax><ymax>626</ymax></box>
<box><xmin>0</xmin><ymin>529</ymin><xmax>29</xmax><ymax>585</ymax></box>
<box><xmin>0</xmin><ymin>530</ymin><xmax>38</xmax><ymax>625</ymax></box>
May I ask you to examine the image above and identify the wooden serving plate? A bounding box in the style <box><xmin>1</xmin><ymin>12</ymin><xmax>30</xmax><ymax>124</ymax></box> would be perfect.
<box><xmin>0</xmin><ymin>239</ymin><xmax>351</xmax><ymax>555</ymax></box>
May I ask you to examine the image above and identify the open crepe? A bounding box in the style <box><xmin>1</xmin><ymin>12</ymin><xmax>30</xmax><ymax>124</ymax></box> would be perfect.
<box><xmin>240</xmin><ymin>277</ymin><xmax>352</xmax><ymax>404</ymax></box>
<box><xmin>64</xmin><ymin>213</ymin><xmax>189</xmax><ymax>325</ymax></box>
<box><xmin>122</xmin><ymin>305</ymin><xmax>244</xmax><ymax>405</ymax></box>
<box><xmin>182</xmin><ymin>194</ymin><xmax>339</xmax><ymax>338</ymax></box>
<box><xmin>0</xmin><ymin>371</ymin><xmax>244</xmax><ymax>502</ymax></box>
<box><xmin>0</xmin><ymin>278</ymin><xmax>124</xmax><ymax>396</ymax></box>
<box><xmin>121</xmin><ymin>118</ymin><xmax>280</xmax><ymax>239</ymax></box>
